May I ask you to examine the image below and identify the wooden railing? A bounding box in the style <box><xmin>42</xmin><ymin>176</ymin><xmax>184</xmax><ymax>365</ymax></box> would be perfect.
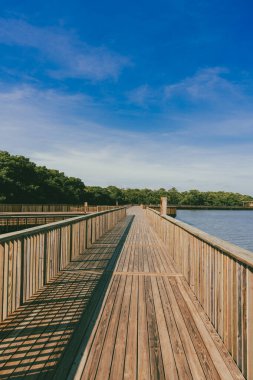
<box><xmin>0</xmin><ymin>213</ymin><xmax>84</xmax><ymax>227</ymax></box>
<box><xmin>0</xmin><ymin>204</ymin><xmax>84</xmax><ymax>212</ymax></box>
<box><xmin>0</xmin><ymin>204</ymin><xmax>121</xmax><ymax>213</ymax></box>
<box><xmin>86</xmin><ymin>205</ymin><xmax>121</xmax><ymax>212</ymax></box>
<box><xmin>0</xmin><ymin>207</ymin><xmax>126</xmax><ymax>323</ymax></box>
<box><xmin>142</xmin><ymin>205</ymin><xmax>177</xmax><ymax>217</ymax></box>
<box><xmin>146</xmin><ymin>207</ymin><xmax>253</xmax><ymax>379</ymax></box>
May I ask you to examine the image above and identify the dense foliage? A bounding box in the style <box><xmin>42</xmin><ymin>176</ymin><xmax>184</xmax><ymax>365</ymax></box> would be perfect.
<box><xmin>0</xmin><ymin>151</ymin><xmax>85</xmax><ymax>203</ymax></box>
<box><xmin>1</xmin><ymin>151</ymin><xmax>252</xmax><ymax>206</ymax></box>
<box><xmin>85</xmin><ymin>186</ymin><xmax>253</xmax><ymax>206</ymax></box>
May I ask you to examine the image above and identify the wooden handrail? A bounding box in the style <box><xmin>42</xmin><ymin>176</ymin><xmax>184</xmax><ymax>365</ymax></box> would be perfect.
<box><xmin>146</xmin><ymin>207</ymin><xmax>253</xmax><ymax>378</ymax></box>
<box><xmin>0</xmin><ymin>212</ymin><xmax>86</xmax><ymax>216</ymax></box>
<box><xmin>0</xmin><ymin>207</ymin><xmax>126</xmax><ymax>322</ymax></box>
<box><xmin>0</xmin><ymin>204</ymin><xmax>123</xmax><ymax>213</ymax></box>
<box><xmin>0</xmin><ymin>208</ymin><xmax>126</xmax><ymax>242</ymax></box>
<box><xmin>0</xmin><ymin>213</ymin><xmax>87</xmax><ymax>230</ymax></box>
<box><xmin>142</xmin><ymin>205</ymin><xmax>177</xmax><ymax>217</ymax></box>
<box><xmin>148</xmin><ymin>207</ymin><xmax>253</xmax><ymax>268</ymax></box>
<box><xmin>0</xmin><ymin>204</ymin><xmax>84</xmax><ymax>212</ymax></box>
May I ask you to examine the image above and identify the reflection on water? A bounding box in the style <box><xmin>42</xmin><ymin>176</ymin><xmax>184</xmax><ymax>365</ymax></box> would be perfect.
<box><xmin>177</xmin><ymin>210</ymin><xmax>253</xmax><ymax>252</ymax></box>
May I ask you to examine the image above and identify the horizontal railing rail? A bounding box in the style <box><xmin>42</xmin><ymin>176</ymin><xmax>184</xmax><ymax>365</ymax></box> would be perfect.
<box><xmin>146</xmin><ymin>207</ymin><xmax>253</xmax><ymax>379</ymax></box>
<box><xmin>85</xmin><ymin>205</ymin><xmax>121</xmax><ymax>212</ymax></box>
<box><xmin>0</xmin><ymin>207</ymin><xmax>126</xmax><ymax>322</ymax></box>
<box><xmin>0</xmin><ymin>204</ymin><xmax>123</xmax><ymax>213</ymax></box>
<box><xmin>142</xmin><ymin>204</ymin><xmax>177</xmax><ymax>216</ymax></box>
<box><xmin>0</xmin><ymin>204</ymin><xmax>84</xmax><ymax>212</ymax></box>
<box><xmin>0</xmin><ymin>213</ymin><xmax>87</xmax><ymax>228</ymax></box>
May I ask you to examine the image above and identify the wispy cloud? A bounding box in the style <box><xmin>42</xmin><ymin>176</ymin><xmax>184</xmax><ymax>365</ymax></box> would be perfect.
<box><xmin>127</xmin><ymin>67</ymin><xmax>245</xmax><ymax>111</ymax></box>
<box><xmin>164</xmin><ymin>67</ymin><xmax>242</xmax><ymax>103</ymax></box>
<box><xmin>126</xmin><ymin>85</ymin><xmax>157</xmax><ymax>107</ymax></box>
<box><xmin>0</xmin><ymin>18</ymin><xmax>130</xmax><ymax>80</ymax></box>
<box><xmin>1</xmin><ymin>82</ymin><xmax>253</xmax><ymax>193</ymax></box>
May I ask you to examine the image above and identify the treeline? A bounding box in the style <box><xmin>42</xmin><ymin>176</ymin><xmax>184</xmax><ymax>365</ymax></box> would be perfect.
<box><xmin>85</xmin><ymin>186</ymin><xmax>253</xmax><ymax>206</ymax></box>
<box><xmin>1</xmin><ymin>151</ymin><xmax>252</xmax><ymax>206</ymax></box>
<box><xmin>0</xmin><ymin>151</ymin><xmax>85</xmax><ymax>203</ymax></box>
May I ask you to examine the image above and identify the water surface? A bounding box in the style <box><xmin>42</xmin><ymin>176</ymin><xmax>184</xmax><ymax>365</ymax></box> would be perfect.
<box><xmin>176</xmin><ymin>210</ymin><xmax>253</xmax><ymax>252</ymax></box>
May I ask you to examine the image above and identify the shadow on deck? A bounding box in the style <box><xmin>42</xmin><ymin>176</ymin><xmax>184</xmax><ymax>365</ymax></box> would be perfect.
<box><xmin>0</xmin><ymin>216</ymin><xmax>134</xmax><ymax>379</ymax></box>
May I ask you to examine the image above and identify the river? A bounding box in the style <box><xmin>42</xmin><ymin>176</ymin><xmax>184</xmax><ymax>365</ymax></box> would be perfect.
<box><xmin>176</xmin><ymin>210</ymin><xmax>253</xmax><ymax>252</ymax></box>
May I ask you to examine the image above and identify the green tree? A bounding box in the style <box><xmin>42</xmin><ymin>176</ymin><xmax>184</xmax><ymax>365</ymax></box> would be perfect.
<box><xmin>0</xmin><ymin>151</ymin><xmax>85</xmax><ymax>203</ymax></box>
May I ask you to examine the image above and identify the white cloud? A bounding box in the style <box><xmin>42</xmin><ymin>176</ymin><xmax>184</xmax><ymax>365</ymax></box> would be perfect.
<box><xmin>164</xmin><ymin>67</ymin><xmax>242</xmax><ymax>103</ymax></box>
<box><xmin>0</xmin><ymin>18</ymin><xmax>130</xmax><ymax>80</ymax></box>
<box><xmin>1</xmin><ymin>82</ymin><xmax>253</xmax><ymax>194</ymax></box>
<box><xmin>126</xmin><ymin>67</ymin><xmax>246</xmax><ymax>112</ymax></box>
<box><xmin>126</xmin><ymin>85</ymin><xmax>157</xmax><ymax>107</ymax></box>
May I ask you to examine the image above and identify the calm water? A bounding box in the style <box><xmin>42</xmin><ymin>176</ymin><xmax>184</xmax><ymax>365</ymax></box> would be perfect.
<box><xmin>176</xmin><ymin>210</ymin><xmax>253</xmax><ymax>252</ymax></box>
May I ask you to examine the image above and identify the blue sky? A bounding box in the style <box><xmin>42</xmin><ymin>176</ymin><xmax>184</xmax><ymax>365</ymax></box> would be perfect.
<box><xmin>1</xmin><ymin>1</ymin><xmax>253</xmax><ymax>193</ymax></box>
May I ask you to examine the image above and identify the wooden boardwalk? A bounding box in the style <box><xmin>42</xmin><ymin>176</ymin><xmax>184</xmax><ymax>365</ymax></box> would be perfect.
<box><xmin>0</xmin><ymin>207</ymin><xmax>245</xmax><ymax>379</ymax></box>
<box><xmin>0</xmin><ymin>214</ymin><xmax>132</xmax><ymax>379</ymax></box>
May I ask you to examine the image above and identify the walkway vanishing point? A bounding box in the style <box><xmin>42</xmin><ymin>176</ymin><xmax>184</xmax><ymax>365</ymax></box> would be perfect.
<box><xmin>0</xmin><ymin>206</ymin><xmax>252</xmax><ymax>379</ymax></box>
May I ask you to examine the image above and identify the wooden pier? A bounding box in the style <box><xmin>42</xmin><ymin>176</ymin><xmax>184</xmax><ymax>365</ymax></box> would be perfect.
<box><xmin>0</xmin><ymin>206</ymin><xmax>251</xmax><ymax>379</ymax></box>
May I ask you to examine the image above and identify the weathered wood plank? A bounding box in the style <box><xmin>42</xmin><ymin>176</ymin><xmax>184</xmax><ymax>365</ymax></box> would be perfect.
<box><xmin>109</xmin><ymin>275</ymin><xmax>132</xmax><ymax>379</ymax></box>
<box><xmin>123</xmin><ymin>275</ymin><xmax>138</xmax><ymax>380</ymax></box>
<box><xmin>147</xmin><ymin>206</ymin><xmax>249</xmax><ymax>377</ymax></box>
<box><xmin>0</xmin><ymin>206</ymin><xmax>246</xmax><ymax>380</ymax></box>
<box><xmin>138</xmin><ymin>275</ymin><xmax>151</xmax><ymax>380</ymax></box>
<box><xmin>151</xmin><ymin>276</ymin><xmax>179</xmax><ymax>379</ymax></box>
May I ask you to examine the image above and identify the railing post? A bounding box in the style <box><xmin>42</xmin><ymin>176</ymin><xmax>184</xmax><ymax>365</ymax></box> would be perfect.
<box><xmin>43</xmin><ymin>232</ymin><xmax>48</xmax><ymax>285</ymax></box>
<box><xmin>84</xmin><ymin>202</ymin><xmax>88</xmax><ymax>213</ymax></box>
<box><xmin>160</xmin><ymin>197</ymin><xmax>167</xmax><ymax>215</ymax></box>
<box><xmin>69</xmin><ymin>224</ymin><xmax>73</xmax><ymax>261</ymax></box>
<box><xmin>0</xmin><ymin>207</ymin><xmax>125</xmax><ymax>322</ymax></box>
<box><xmin>247</xmin><ymin>268</ymin><xmax>253</xmax><ymax>379</ymax></box>
<box><xmin>58</xmin><ymin>227</ymin><xmax>62</xmax><ymax>271</ymax></box>
<box><xmin>20</xmin><ymin>238</ymin><xmax>25</xmax><ymax>305</ymax></box>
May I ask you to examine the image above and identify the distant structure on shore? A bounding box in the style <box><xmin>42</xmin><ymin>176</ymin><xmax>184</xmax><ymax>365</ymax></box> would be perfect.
<box><xmin>243</xmin><ymin>201</ymin><xmax>253</xmax><ymax>207</ymax></box>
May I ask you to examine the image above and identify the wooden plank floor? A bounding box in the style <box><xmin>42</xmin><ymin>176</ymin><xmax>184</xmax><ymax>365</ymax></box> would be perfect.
<box><xmin>73</xmin><ymin>207</ymin><xmax>245</xmax><ymax>380</ymax></box>
<box><xmin>0</xmin><ymin>215</ymin><xmax>133</xmax><ymax>379</ymax></box>
<box><xmin>0</xmin><ymin>207</ymin><xmax>245</xmax><ymax>379</ymax></box>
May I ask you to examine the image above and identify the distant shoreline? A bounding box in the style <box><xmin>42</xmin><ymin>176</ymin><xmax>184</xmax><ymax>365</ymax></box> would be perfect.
<box><xmin>175</xmin><ymin>205</ymin><xmax>253</xmax><ymax>210</ymax></box>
